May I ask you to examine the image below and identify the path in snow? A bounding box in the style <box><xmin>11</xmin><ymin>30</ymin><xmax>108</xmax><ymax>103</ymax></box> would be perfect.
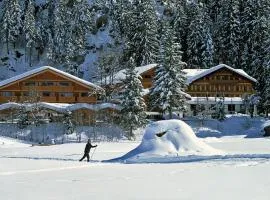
<box><xmin>2</xmin><ymin>153</ymin><xmax>270</xmax><ymax>165</ymax></box>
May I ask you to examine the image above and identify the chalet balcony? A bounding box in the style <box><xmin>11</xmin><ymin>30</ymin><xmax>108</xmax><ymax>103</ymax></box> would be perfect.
<box><xmin>76</xmin><ymin>96</ymin><xmax>97</xmax><ymax>103</ymax></box>
<box><xmin>40</xmin><ymin>96</ymin><xmax>57</xmax><ymax>103</ymax></box>
<box><xmin>22</xmin><ymin>86</ymin><xmax>74</xmax><ymax>92</ymax></box>
<box><xmin>0</xmin><ymin>96</ymin><xmax>18</xmax><ymax>103</ymax></box>
<box><xmin>58</xmin><ymin>96</ymin><xmax>76</xmax><ymax>103</ymax></box>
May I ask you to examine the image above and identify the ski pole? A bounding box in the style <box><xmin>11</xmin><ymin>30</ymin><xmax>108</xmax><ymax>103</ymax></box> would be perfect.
<box><xmin>90</xmin><ymin>146</ymin><xmax>97</xmax><ymax>160</ymax></box>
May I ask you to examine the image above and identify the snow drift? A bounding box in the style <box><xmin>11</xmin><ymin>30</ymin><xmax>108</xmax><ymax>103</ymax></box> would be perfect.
<box><xmin>108</xmin><ymin>120</ymin><xmax>222</xmax><ymax>162</ymax></box>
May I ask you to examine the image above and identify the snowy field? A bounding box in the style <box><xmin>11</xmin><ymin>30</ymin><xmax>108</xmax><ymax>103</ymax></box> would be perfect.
<box><xmin>1</xmin><ymin>135</ymin><xmax>270</xmax><ymax>200</ymax></box>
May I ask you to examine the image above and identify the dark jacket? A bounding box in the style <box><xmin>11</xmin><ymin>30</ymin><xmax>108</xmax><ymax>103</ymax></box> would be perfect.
<box><xmin>84</xmin><ymin>142</ymin><xmax>97</xmax><ymax>154</ymax></box>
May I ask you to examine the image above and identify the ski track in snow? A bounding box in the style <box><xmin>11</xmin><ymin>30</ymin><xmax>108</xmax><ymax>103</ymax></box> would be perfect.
<box><xmin>2</xmin><ymin>154</ymin><xmax>270</xmax><ymax>165</ymax></box>
<box><xmin>0</xmin><ymin>155</ymin><xmax>100</xmax><ymax>163</ymax></box>
<box><xmin>103</xmin><ymin>153</ymin><xmax>270</xmax><ymax>164</ymax></box>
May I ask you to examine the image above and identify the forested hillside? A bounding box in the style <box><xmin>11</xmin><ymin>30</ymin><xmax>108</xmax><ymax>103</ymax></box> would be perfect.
<box><xmin>0</xmin><ymin>0</ymin><xmax>269</xmax><ymax>113</ymax></box>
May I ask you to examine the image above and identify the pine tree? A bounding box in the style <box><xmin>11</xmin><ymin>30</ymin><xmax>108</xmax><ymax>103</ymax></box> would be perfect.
<box><xmin>186</xmin><ymin>3</ymin><xmax>213</xmax><ymax>68</ymax></box>
<box><xmin>0</xmin><ymin>0</ymin><xmax>22</xmax><ymax>54</ymax></box>
<box><xmin>63</xmin><ymin>110</ymin><xmax>75</xmax><ymax>135</ymax></box>
<box><xmin>150</xmin><ymin>21</ymin><xmax>187</xmax><ymax>119</ymax></box>
<box><xmin>214</xmin><ymin>0</ymin><xmax>240</xmax><ymax>67</ymax></box>
<box><xmin>53</xmin><ymin>0</ymin><xmax>68</xmax><ymax>63</ymax></box>
<box><xmin>120</xmin><ymin>57</ymin><xmax>147</xmax><ymax>140</ymax></box>
<box><xmin>240</xmin><ymin>0</ymin><xmax>270</xmax><ymax>115</ymax></box>
<box><xmin>213</xmin><ymin>97</ymin><xmax>226</xmax><ymax>121</ymax></box>
<box><xmin>97</xmin><ymin>49</ymin><xmax>121</xmax><ymax>101</ymax></box>
<box><xmin>124</xmin><ymin>0</ymin><xmax>159</xmax><ymax>66</ymax></box>
<box><xmin>24</xmin><ymin>0</ymin><xmax>37</xmax><ymax>67</ymax></box>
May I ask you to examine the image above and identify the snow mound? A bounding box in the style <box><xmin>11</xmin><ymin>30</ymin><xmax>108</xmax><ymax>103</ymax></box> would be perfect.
<box><xmin>109</xmin><ymin>120</ymin><xmax>223</xmax><ymax>162</ymax></box>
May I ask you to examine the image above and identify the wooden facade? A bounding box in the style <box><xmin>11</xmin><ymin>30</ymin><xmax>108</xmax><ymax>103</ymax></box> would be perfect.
<box><xmin>140</xmin><ymin>68</ymin><xmax>155</xmax><ymax>89</ymax></box>
<box><xmin>136</xmin><ymin>66</ymin><xmax>256</xmax><ymax>98</ymax></box>
<box><xmin>186</xmin><ymin>68</ymin><xmax>256</xmax><ymax>98</ymax></box>
<box><xmin>0</xmin><ymin>68</ymin><xmax>103</xmax><ymax>104</ymax></box>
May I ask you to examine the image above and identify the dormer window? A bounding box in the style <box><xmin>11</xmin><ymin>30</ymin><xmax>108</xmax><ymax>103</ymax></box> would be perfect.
<box><xmin>1</xmin><ymin>92</ymin><xmax>13</xmax><ymax>97</ymax></box>
<box><xmin>81</xmin><ymin>92</ymin><xmax>88</xmax><ymax>97</ymax></box>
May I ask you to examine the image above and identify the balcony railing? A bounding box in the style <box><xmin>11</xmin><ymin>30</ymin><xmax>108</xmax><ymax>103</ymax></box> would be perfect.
<box><xmin>0</xmin><ymin>96</ymin><xmax>18</xmax><ymax>103</ymax></box>
<box><xmin>40</xmin><ymin>96</ymin><xmax>57</xmax><ymax>103</ymax></box>
<box><xmin>58</xmin><ymin>96</ymin><xmax>76</xmax><ymax>103</ymax></box>
<box><xmin>76</xmin><ymin>96</ymin><xmax>97</xmax><ymax>103</ymax></box>
<box><xmin>21</xmin><ymin>86</ymin><xmax>74</xmax><ymax>92</ymax></box>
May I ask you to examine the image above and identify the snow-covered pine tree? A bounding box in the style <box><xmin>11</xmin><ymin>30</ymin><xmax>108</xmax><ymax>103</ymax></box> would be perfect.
<box><xmin>108</xmin><ymin>0</ymin><xmax>130</xmax><ymax>45</ymax></box>
<box><xmin>150</xmin><ymin>20</ymin><xmax>187</xmax><ymax>119</ymax></box>
<box><xmin>202</xmin><ymin>26</ymin><xmax>214</xmax><ymax>68</ymax></box>
<box><xmin>24</xmin><ymin>0</ymin><xmax>37</xmax><ymax>67</ymax></box>
<box><xmin>124</xmin><ymin>0</ymin><xmax>159</xmax><ymax>66</ymax></box>
<box><xmin>213</xmin><ymin>97</ymin><xmax>226</xmax><ymax>121</ymax></box>
<box><xmin>120</xmin><ymin>57</ymin><xmax>147</xmax><ymax>140</ymax></box>
<box><xmin>53</xmin><ymin>0</ymin><xmax>68</xmax><ymax>63</ymax></box>
<box><xmin>0</xmin><ymin>0</ymin><xmax>22</xmax><ymax>54</ymax></box>
<box><xmin>70</xmin><ymin>0</ymin><xmax>93</xmax><ymax>56</ymax></box>
<box><xmin>240</xmin><ymin>0</ymin><xmax>270</xmax><ymax>115</ymax></box>
<box><xmin>97</xmin><ymin>49</ymin><xmax>121</xmax><ymax>101</ymax></box>
<box><xmin>173</xmin><ymin>1</ymin><xmax>188</xmax><ymax>63</ymax></box>
<box><xmin>214</xmin><ymin>0</ymin><xmax>240</xmax><ymax>67</ymax></box>
<box><xmin>63</xmin><ymin>110</ymin><xmax>75</xmax><ymax>135</ymax></box>
<box><xmin>17</xmin><ymin>105</ymin><xmax>30</xmax><ymax>129</ymax></box>
<box><xmin>186</xmin><ymin>3</ymin><xmax>213</xmax><ymax>68</ymax></box>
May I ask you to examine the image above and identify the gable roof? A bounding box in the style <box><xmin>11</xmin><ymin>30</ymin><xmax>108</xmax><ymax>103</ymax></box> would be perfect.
<box><xmin>0</xmin><ymin>66</ymin><xmax>103</xmax><ymax>91</ymax></box>
<box><xmin>185</xmin><ymin>64</ymin><xmax>257</xmax><ymax>84</ymax></box>
<box><xmin>111</xmin><ymin>64</ymin><xmax>157</xmax><ymax>84</ymax></box>
<box><xmin>108</xmin><ymin>63</ymin><xmax>256</xmax><ymax>85</ymax></box>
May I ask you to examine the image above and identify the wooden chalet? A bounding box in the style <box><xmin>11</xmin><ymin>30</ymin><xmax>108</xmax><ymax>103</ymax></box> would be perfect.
<box><xmin>0</xmin><ymin>66</ymin><xmax>104</xmax><ymax>104</ymax></box>
<box><xmin>109</xmin><ymin>64</ymin><xmax>257</xmax><ymax>116</ymax></box>
<box><xmin>185</xmin><ymin>64</ymin><xmax>256</xmax><ymax>98</ymax></box>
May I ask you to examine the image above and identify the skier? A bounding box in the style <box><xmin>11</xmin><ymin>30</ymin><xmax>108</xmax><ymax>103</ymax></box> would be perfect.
<box><xmin>79</xmin><ymin>139</ymin><xmax>97</xmax><ymax>162</ymax></box>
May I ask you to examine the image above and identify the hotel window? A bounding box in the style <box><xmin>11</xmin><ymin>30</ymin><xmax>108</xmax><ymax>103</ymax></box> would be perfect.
<box><xmin>41</xmin><ymin>82</ymin><xmax>54</xmax><ymax>86</ymax></box>
<box><xmin>59</xmin><ymin>92</ymin><xmax>73</xmax><ymax>97</ymax></box>
<box><xmin>25</xmin><ymin>82</ymin><xmax>35</xmax><ymax>86</ymax></box>
<box><xmin>59</xmin><ymin>82</ymin><xmax>70</xmax><ymax>86</ymax></box>
<box><xmin>23</xmin><ymin>92</ymin><xmax>30</xmax><ymax>96</ymax></box>
<box><xmin>1</xmin><ymin>91</ymin><xmax>13</xmax><ymax>97</ymax></box>
<box><xmin>81</xmin><ymin>92</ymin><xmax>88</xmax><ymax>97</ymax></box>
<box><xmin>228</xmin><ymin>104</ymin><xmax>235</xmax><ymax>112</ymax></box>
<box><xmin>42</xmin><ymin>92</ymin><xmax>51</xmax><ymax>97</ymax></box>
<box><xmin>144</xmin><ymin>75</ymin><xmax>151</xmax><ymax>78</ymax></box>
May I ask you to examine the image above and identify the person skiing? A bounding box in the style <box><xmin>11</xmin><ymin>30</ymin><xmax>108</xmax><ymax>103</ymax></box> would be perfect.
<box><xmin>79</xmin><ymin>139</ymin><xmax>97</xmax><ymax>162</ymax></box>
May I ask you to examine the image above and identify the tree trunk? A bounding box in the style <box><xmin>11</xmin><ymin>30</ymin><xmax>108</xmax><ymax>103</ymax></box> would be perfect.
<box><xmin>29</xmin><ymin>46</ymin><xmax>32</xmax><ymax>67</ymax></box>
<box><xmin>129</xmin><ymin>126</ymin><xmax>133</xmax><ymax>140</ymax></box>
<box><xmin>6</xmin><ymin>30</ymin><xmax>9</xmax><ymax>55</ymax></box>
<box><xmin>169</xmin><ymin>107</ymin><xmax>172</xmax><ymax>119</ymax></box>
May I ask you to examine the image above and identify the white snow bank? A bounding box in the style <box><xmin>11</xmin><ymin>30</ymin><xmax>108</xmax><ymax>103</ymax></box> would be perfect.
<box><xmin>0</xmin><ymin>136</ymin><xmax>30</xmax><ymax>148</ymax></box>
<box><xmin>108</xmin><ymin>120</ymin><xmax>223</xmax><ymax>162</ymax></box>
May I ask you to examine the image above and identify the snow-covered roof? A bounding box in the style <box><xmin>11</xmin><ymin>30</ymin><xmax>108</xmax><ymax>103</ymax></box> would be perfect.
<box><xmin>102</xmin><ymin>64</ymin><xmax>157</xmax><ymax>84</ymax></box>
<box><xmin>106</xmin><ymin>63</ymin><xmax>256</xmax><ymax>85</ymax></box>
<box><xmin>187</xmin><ymin>97</ymin><xmax>244</xmax><ymax>105</ymax></box>
<box><xmin>0</xmin><ymin>102</ymin><xmax>121</xmax><ymax>112</ymax></box>
<box><xmin>185</xmin><ymin>64</ymin><xmax>257</xmax><ymax>84</ymax></box>
<box><xmin>0</xmin><ymin>66</ymin><xmax>104</xmax><ymax>91</ymax></box>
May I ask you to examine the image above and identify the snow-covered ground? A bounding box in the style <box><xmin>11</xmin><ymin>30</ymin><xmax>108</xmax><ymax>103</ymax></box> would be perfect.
<box><xmin>1</xmin><ymin>132</ymin><xmax>270</xmax><ymax>200</ymax></box>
